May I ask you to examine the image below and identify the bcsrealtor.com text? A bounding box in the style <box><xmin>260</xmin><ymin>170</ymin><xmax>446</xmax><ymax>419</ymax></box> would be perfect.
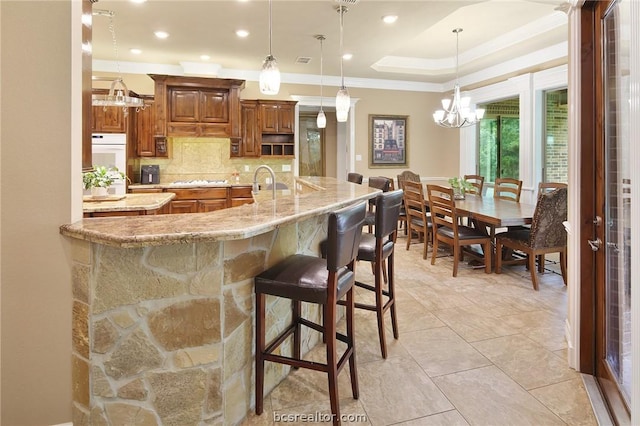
<box><xmin>273</xmin><ymin>411</ymin><xmax>368</xmax><ymax>423</ymax></box>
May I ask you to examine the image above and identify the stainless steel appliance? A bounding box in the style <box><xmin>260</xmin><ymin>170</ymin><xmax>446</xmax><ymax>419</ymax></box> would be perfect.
<box><xmin>91</xmin><ymin>133</ymin><xmax>127</xmax><ymax>195</ymax></box>
<box><xmin>141</xmin><ymin>165</ymin><xmax>160</xmax><ymax>184</ymax></box>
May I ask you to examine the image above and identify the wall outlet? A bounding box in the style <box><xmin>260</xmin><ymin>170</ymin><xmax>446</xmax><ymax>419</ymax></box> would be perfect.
<box><xmin>265</xmin><ymin>177</ymin><xmax>272</xmax><ymax>184</ymax></box>
<box><xmin>356</xmin><ymin>154</ymin><xmax>362</xmax><ymax>161</ymax></box>
<box><xmin>282</xmin><ymin>164</ymin><xmax>291</xmax><ymax>172</ymax></box>
<box><xmin>244</xmin><ymin>165</ymin><xmax>250</xmax><ymax>172</ymax></box>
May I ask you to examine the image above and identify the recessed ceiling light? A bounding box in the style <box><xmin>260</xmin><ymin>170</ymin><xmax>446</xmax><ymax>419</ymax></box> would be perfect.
<box><xmin>130</xmin><ymin>48</ymin><xmax>142</xmax><ymax>55</ymax></box>
<box><xmin>236</xmin><ymin>29</ymin><xmax>249</xmax><ymax>38</ymax></box>
<box><xmin>342</xmin><ymin>53</ymin><xmax>353</xmax><ymax>60</ymax></box>
<box><xmin>200</xmin><ymin>55</ymin><xmax>210</xmax><ymax>61</ymax></box>
<box><xmin>382</xmin><ymin>15</ymin><xmax>398</xmax><ymax>24</ymax></box>
<box><xmin>154</xmin><ymin>31</ymin><xmax>169</xmax><ymax>39</ymax></box>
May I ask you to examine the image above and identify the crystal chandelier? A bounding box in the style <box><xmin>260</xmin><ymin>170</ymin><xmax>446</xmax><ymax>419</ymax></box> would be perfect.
<box><xmin>335</xmin><ymin>2</ymin><xmax>350</xmax><ymax>123</ymax></box>
<box><xmin>433</xmin><ymin>28</ymin><xmax>485</xmax><ymax>128</ymax></box>
<box><xmin>316</xmin><ymin>35</ymin><xmax>327</xmax><ymax>128</ymax></box>
<box><xmin>91</xmin><ymin>10</ymin><xmax>144</xmax><ymax>116</ymax></box>
<box><xmin>259</xmin><ymin>0</ymin><xmax>280</xmax><ymax>95</ymax></box>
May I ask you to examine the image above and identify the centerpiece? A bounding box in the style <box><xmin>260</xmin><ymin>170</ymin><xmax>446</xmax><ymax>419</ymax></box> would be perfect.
<box><xmin>83</xmin><ymin>165</ymin><xmax>127</xmax><ymax>199</ymax></box>
<box><xmin>448</xmin><ymin>176</ymin><xmax>473</xmax><ymax>199</ymax></box>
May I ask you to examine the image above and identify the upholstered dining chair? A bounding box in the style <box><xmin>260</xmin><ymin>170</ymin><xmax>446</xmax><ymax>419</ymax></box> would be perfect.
<box><xmin>254</xmin><ymin>202</ymin><xmax>366</xmax><ymax>423</ymax></box>
<box><xmin>495</xmin><ymin>187</ymin><xmax>568</xmax><ymax>290</ymax></box>
<box><xmin>464</xmin><ymin>174</ymin><xmax>485</xmax><ymax>196</ymax></box>
<box><xmin>403</xmin><ymin>180</ymin><xmax>432</xmax><ymax>260</ymax></box>
<box><xmin>494</xmin><ymin>177</ymin><xmax>523</xmax><ymax>202</ymax></box>
<box><xmin>426</xmin><ymin>184</ymin><xmax>492</xmax><ymax>277</ymax></box>
<box><xmin>538</xmin><ymin>181</ymin><xmax>567</xmax><ymax>194</ymax></box>
<box><xmin>396</xmin><ymin>171</ymin><xmax>421</xmax><ymax>234</ymax></box>
<box><xmin>347</xmin><ymin>172</ymin><xmax>363</xmax><ymax>184</ymax></box>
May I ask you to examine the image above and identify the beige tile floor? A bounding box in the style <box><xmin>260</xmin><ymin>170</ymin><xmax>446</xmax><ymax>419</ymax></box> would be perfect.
<box><xmin>242</xmin><ymin>236</ymin><xmax>597</xmax><ymax>426</ymax></box>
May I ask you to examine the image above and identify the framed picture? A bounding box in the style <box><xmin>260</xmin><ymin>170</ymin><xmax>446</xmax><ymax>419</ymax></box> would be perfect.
<box><xmin>368</xmin><ymin>115</ymin><xmax>408</xmax><ymax>168</ymax></box>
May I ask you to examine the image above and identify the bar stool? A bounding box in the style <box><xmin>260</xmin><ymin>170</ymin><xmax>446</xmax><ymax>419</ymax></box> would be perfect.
<box><xmin>254</xmin><ymin>202</ymin><xmax>366</xmax><ymax>425</ymax></box>
<box><xmin>364</xmin><ymin>177</ymin><xmax>392</xmax><ymax>233</ymax></box>
<box><xmin>352</xmin><ymin>189</ymin><xmax>403</xmax><ymax>359</ymax></box>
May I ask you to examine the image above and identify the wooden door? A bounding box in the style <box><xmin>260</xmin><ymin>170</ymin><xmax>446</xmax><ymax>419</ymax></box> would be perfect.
<box><xmin>200</xmin><ymin>90</ymin><xmax>229</xmax><ymax>123</ymax></box>
<box><xmin>135</xmin><ymin>99</ymin><xmax>156</xmax><ymax>157</ymax></box>
<box><xmin>240</xmin><ymin>101</ymin><xmax>260</xmax><ymax>157</ymax></box>
<box><xmin>580</xmin><ymin>1</ymin><xmax>632</xmax><ymax>423</ymax></box>
<box><xmin>277</xmin><ymin>103</ymin><xmax>294</xmax><ymax>133</ymax></box>
<box><xmin>170</xmin><ymin>89</ymin><xmax>199</xmax><ymax>122</ymax></box>
<box><xmin>260</xmin><ymin>103</ymin><xmax>279</xmax><ymax>133</ymax></box>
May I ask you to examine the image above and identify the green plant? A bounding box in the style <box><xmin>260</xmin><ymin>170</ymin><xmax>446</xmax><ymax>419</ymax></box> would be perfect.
<box><xmin>83</xmin><ymin>165</ymin><xmax>127</xmax><ymax>190</ymax></box>
<box><xmin>448</xmin><ymin>176</ymin><xmax>473</xmax><ymax>193</ymax></box>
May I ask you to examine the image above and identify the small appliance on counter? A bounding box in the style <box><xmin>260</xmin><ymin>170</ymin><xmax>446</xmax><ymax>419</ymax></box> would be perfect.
<box><xmin>140</xmin><ymin>165</ymin><xmax>160</xmax><ymax>184</ymax></box>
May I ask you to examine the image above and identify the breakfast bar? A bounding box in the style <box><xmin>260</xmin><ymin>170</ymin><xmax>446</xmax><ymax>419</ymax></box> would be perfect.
<box><xmin>60</xmin><ymin>177</ymin><xmax>378</xmax><ymax>425</ymax></box>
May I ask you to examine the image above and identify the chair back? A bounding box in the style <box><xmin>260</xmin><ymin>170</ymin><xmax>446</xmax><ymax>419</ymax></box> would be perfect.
<box><xmin>397</xmin><ymin>170</ymin><xmax>421</xmax><ymax>190</ymax></box>
<box><xmin>464</xmin><ymin>174</ymin><xmax>485</xmax><ymax>196</ymax></box>
<box><xmin>538</xmin><ymin>182</ymin><xmax>567</xmax><ymax>193</ymax></box>
<box><xmin>403</xmin><ymin>180</ymin><xmax>428</xmax><ymax>223</ymax></box>
<box><xmin>494</xmin><ymin>177</ymin><xmax>523</xmax><ymax>202</ymax></box>
<box><xmin>528</xmin><ymin>187</ymin><xmax>568</xmax><ymax>249</ymax></box>
<box><xmin>426</xmin><ymin>184</ymin><xmax>459</xmax><ymax>234</ymax></box>
<box><xmin>373</xmin><ymin>189</ymin><xmax>404</xmax><ymax>239</ymax></box>
<box><xmin>368</xmin><ymin>176</ymin><xmax>391</xmax><ymax>192</ymax></box>
<box><xmin>347</xmin><ymin>172</ymin><xmax>363</xmax><ymax>184</ymax></box>
<box><xmin>326</xmin><ymin>202</ymin><xmax>366</xmax><ymax>272</ymax></box>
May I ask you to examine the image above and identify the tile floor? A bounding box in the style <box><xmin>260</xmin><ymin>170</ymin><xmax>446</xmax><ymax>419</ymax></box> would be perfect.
<box><xmin>242</xmin><ymin>236</ymin><xmax>597</xmax><ymax>426</ymax></box>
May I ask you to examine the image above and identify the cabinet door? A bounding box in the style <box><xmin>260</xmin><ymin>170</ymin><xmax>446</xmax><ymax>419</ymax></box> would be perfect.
<box><xmin>241</xmin><ymin>102</ymin><xmax>260</xmax><ymax>157</ymax></box>
<box><xmin>198</xmin><ymin>199</ymin><xmax>228</xmax><ymax>212</ymax></box>
<box><xmin>170</xmin><ymin>200</ymin><xmax>198</xmax><ymax>214</ymax></box>
<box><xmin>260</xmin><ymin>103</ymin><xmax>279</xmax><ymax>133</ymax></box>
<box><xmin>277</xmin><ymin>103</ymin><xmax>294</xmax><ymax>134</ymax></box>
<box><xmin>170</xmin><ymin>89</ymin><xmax>199</xmax><ymax>122</ymax></box>
<box><xmin>136</xmin><ymin>100</ymin><xmax>156</xmax><ymax>157</ymax></box>
<box><xmin>93</xmin><ymin>105</ymin><xmax>126</xmax><ymax>133</ymax></box>
<box><xmin>200</xmin><ymin>90</ymin><xmax>229</xmax><ymax>123</ymax></box>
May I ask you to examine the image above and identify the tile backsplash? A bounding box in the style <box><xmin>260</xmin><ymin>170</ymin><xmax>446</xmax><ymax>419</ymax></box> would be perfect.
<box><xmin>134</xmin><ymin>137</ymin><xmax>295</xmax><ymax>187</ymax></box>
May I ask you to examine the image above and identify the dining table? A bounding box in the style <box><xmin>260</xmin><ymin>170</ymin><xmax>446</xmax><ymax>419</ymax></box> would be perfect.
<box><xmin>454</xmin><ymin>194</ymin><xmax>536</xmax><ymax>236</ymax></box>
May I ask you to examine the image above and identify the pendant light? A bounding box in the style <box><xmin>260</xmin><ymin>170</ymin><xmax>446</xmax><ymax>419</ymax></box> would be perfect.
<box><xmin>432</xmin><ymin>28</ymin><xmax>485</xmax><ymax>128</ymax></box>
<box><xmin>316</xmin><ymin>35</ymin><xmax>327</xmax><ymax>129</ymax></box>
<box><xmin>92</xmin><ymin>10</ymin><xmax>144</xmax><ymax>116</ymax></box>
<box><xmin>335</xmin><ymin>1</ymin><xmax>350</xmax><ymax>122</ymax></box>
<box><xmin>259</xmin><ymin>0</ymin><xmax>280</xmax><ymax>95</ymax></box>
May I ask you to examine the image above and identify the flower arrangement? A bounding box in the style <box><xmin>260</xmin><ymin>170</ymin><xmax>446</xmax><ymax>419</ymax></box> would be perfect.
<box><xmin>83</xmin><ymin>165</ymin><xmax>127</xmax><ymax>190</ymax></box>
<box><xmin>448</xmin><ymin>176</ymin><xmax>473</xmax><ymax>199</ymax></box>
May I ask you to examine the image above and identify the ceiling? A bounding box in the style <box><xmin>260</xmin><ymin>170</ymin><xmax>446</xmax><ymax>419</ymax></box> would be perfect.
<box><xmin>91</xmin><ymin>0</ymin><xmax>570</xmax><ymax>91</ymax></box>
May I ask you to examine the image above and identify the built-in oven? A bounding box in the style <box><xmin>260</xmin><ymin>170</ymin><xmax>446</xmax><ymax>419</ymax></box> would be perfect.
<box><xmin>91</xmin><ymin>133</ymin><xmax>127</xmax><ymax>195</ymax></box>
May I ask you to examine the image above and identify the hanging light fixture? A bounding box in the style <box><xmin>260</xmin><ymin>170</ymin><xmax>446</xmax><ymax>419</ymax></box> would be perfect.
<box><xmin>91</xmin><ymin>10</ymin><xmax>144</xmax><ymax>116</ymax></box>
<box><xmin>315</xmin><ymin>35</ymin><xmax>327</xmax><ymax>129</ymax></box>
<box><xmin>335</xmin><ymin>1</ymin><xmax>350</xmax><ymax>123</ymax></box>
<box><xmin>259</xmin><ymin>0</ymin><xmax>280</xmax><ymax>95</ymax></box>
<box><xmin>433</xmin><ymin>28</ymin><xmax>485</xmax><ymax>128</ymax></box>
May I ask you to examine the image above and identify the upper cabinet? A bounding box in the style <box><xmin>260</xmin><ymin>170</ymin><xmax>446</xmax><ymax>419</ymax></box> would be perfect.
<box><xmin>150</xmin><ymin>74</ymin><xmax>244</xmax><ymax>139</ymax></box>
<box><xmin>92</xmin><ymin>105</ymin><xmax>127</xmax><ymax>133</ymax></box>
<box><xmin>259</xmin><ymin>101</ymin><xmax>294</xmax><ymax>134</ymax></box>
<box><xmin>237</xmin><ymin>100</ymin><xmax>260</xmax><ymax>157</ymax></box>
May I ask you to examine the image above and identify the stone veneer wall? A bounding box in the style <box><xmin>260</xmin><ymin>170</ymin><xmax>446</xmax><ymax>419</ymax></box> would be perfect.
<box><xmin>133</xmin><ymin>137</ymin><xmax>295</xmax><ymax>187</ymax></box>
<box><xmin>71</xmin><ymin>214</ymin><xmax>329</xmax><ymax>425</ymax></box>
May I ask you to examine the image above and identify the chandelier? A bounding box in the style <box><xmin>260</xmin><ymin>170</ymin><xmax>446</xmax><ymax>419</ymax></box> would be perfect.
<box><xmin>335</xmin><ymin>2</ymin><xmax>350</xmax><ymax>123</ymax></box>
<box><xmin>259</xmin><ymin>0</ymin><xmax>280</xmax><ymax>95</ymax></box>
<box><xmin>316</xmin><ymin>35</ymin><xmax>327</xmax><ymax>128</ymax></box>
<box><xmin>433</xmin><ymin>28</ymin><xmax>485</xmax><ymax>128</ymax></box>
<box><xmin>91</xmin><ymin>10</ymin><xmax>144</xmax><ymax>116</ymax></box>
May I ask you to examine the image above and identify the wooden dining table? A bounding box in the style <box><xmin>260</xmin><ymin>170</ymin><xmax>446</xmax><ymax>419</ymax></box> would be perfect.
<box><xmin>454</xmin><ymin>194</ymin><xmax>536</xmax><ymax>234</ymax></box>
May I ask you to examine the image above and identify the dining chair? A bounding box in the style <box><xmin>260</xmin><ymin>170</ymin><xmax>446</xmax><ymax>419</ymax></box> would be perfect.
<box><xmin>426</xmin><ymin>184</ymin><xmax>492</xmax><ymax>276</ymax></box>
<box><xmin>254</xmin><ymin>202</ymin><xmax>366</xmax><ymax>423</ymax></box>
<box><xmin>347</xmin><ymin>172</ymin><xmax>363</xmax><ymax>184</ymax></box>
<box><xmin>495</xmin><ymin>187</ymin><xmax>568</xmax><ymax>290</ymax></box>
<box><xmin>538</xmin><ymin>181</ymin><xmax>567</xmax><ymax>193</ymax></box>
<box><xmin>494</xmin><ymin>177</ymin><xmax>523</xmax><ymax>202</ymax></box>
<box><xmin>403</xmin><ymin>180</ymin><xmax>432</xmax><ymax>260</ymax></box>
<box><xmin>396</xmin><ymin>171</ymin><xmax>421</xmax><ymax>234</ymax></box>
<box><xmin>463</xmin><ymin>174</ymin><xmax>485</xmax><ymax>196</ymax></box>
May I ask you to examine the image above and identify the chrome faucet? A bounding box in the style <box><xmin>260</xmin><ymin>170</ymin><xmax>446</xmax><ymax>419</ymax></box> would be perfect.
<box><xmin>252</xmin><ymin>165</ymin><xmax>277</xmax><ymax>200</ymax></box>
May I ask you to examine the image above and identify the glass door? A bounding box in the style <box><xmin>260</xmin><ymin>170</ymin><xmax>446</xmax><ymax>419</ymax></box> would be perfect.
<box><xmin>298</xmin><ymin>114</ymin><xmax>325</xmax><ymax>177</ymax></box>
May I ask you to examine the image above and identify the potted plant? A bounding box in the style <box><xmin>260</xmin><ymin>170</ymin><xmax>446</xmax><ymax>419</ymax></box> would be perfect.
<box><xmin>448</xmin><ymin>176</ymin><xmax>473</xmax><ymax>199</ymax></box>
<box><xmin>83</xmin><ymin>165</ymin><xmax>127</xmax><ymax>198</ymax></box>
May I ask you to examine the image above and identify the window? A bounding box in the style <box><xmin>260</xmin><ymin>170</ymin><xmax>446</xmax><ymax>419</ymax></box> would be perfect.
<box><xmin>477</xmin><ymin>97</ymin><xmax>520</xmax><ymax>183</ymax></box>
<box><xmin>543</xmin><ymin>88</ymin><xmax>568</xmax><ymax>184</ymax></box>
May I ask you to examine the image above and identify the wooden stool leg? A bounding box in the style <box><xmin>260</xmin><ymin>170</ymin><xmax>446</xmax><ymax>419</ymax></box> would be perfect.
<box><xmin>346</xmin><ymin>286</ymin><xmax>359</xmax><ymax>399</ymax></box>
<box><xmin>375</xmin><ymin>255</ymin><xmax>388</xmax><ymax>359</ymax></box>
<box><xmin>388</xmin><ymin>252</ymin><xmax>399</xmax><ymax>340</ymax></box>
<box><xmin>293</xmin><ymin>300</ymin><xmax>302</xmax><ymax>363</ymax></box>
<box><xmin>324</xmin><ymin>302</ymin><xmax>341</xmax><ymax>425</ymax></box>
<box><xmin>255</xmin><ymin>292</ymin><xmax>266</xmax><ymax>415</ymax></box>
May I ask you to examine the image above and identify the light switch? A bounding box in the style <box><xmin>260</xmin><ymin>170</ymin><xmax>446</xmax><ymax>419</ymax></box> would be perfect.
<box><xmin>282</xmin><ymin>164</ymin><xmax>291</xmax><ymax>172</ymax></box>
<box><xmin>244</xmin><ymin>165</ymin><xmax>250</xmax><ymax>172</ymax></box>
<box><xmin>356</xmin><ymin>154</ymin><xmax>362</xmax><ymax>161</ymax></box>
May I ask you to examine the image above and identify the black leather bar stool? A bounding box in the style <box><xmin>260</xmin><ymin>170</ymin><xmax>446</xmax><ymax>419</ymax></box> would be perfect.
<box><xmin>254</xmin><ymin>202</ymin><xmax>366</xmax><ymax>425</ymax></box>
<box><xmin>364</xmin><ymin>176</ymin><xmax>392</xmax><ymax>233</ymax></box>
<box><xmin>350</xmin><ymin>189</ymin><xmax>403</xmax><ymax>359</ymax></box>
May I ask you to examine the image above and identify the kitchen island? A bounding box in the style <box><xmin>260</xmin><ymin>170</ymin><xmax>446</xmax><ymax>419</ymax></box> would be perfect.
<box><xmin>82</xmin><ymin>192</ymin><xmax>176</xmax><ymax>217</ymax></box>
<box><xmin>61</xmin><ymin>177</ymin><xmax>377</xmax><ymax>425</ymax></box>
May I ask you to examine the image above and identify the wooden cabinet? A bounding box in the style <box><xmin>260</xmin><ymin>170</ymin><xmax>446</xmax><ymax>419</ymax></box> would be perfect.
<box><xmin>130</xmin><ymin>185</ymin><xmax>253</xmax><ymax>213</ymax></box>
<box><xmin>236</xmin><ymin>100</ymin><xmax>296</xmax><ymax>157</ymax></box>
<box><xmin>230</xmin><ymin>185</ymin><xmax>254</xmax><ymax>207</ymax></box>
<box><xmin>259</xmin><ymin>101</ymin><xmax>294</xmax><ymax>134</ymax></box>
<box><xmin>133</xmin><ymin>98</ymin><xmax>168</xmax><ymax>157</ymax></box>
<box><xmin>169</xmin><ymin>200</ymin><xmax>199</xmax><ymax>214</ymax></box>
<box><xmin>235</xmin><ymin>100</ymin><xmax>260</xmax><ymax>157</ymax></box>
<box><xmin>92</xmin><ymin>105</ymin><xmax>127</xmax><ymax>133</ymax></box>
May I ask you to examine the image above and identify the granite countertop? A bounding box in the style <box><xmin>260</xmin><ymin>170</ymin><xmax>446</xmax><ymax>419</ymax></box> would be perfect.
<box><xmin>62</xmin><ymin>177</ymin><xmax>377</xmax><ymax>248</ymax></box>
<box><xmin>128</xmin><ymin>182</ymin><xmax>252</xmax><ymax>190</ymax></box>
<box><xmin>83</xmin><ymin>193</ymin><xmax>176</xmax><ymax>213</ymax></box>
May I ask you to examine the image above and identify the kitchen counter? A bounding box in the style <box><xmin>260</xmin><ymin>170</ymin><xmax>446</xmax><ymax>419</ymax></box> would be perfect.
<box><xmin>63</xmin><ymin>177</ymin><xmax>376</xmax><ymax>248</ymax></box>
<box><xmin>62</xmin><ymin>176</ymin><xmax>377</xmax><ymax>425</ymax></box>
<box><xmin>83</xmin><ymin>192</ymin><xmax>176</xmax><ymax>216</ymax></box>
